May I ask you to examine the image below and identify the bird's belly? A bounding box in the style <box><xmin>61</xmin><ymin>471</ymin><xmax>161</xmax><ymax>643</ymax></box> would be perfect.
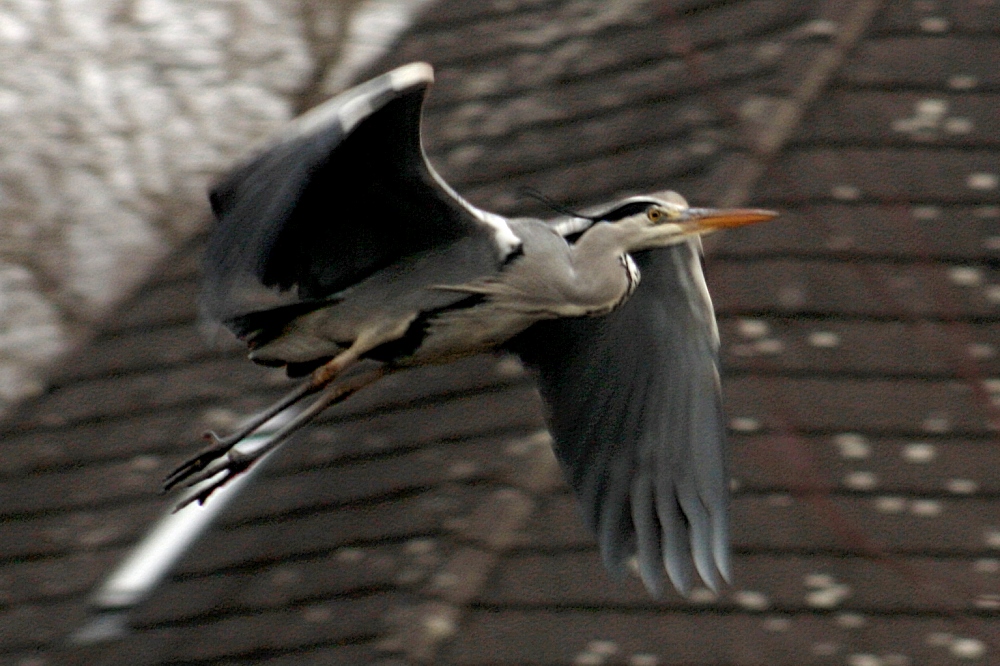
<box><xmin>396</xmin><ymin>305</ymin><xmax>537</xmax><ymax>366</ymax></box>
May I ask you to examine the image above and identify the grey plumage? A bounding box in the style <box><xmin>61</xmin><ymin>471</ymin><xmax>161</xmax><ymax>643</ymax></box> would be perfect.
<box><xmin>164</xmin><ymin>62</ymin><xmax>776</xmax><ymax>597</ymax></box>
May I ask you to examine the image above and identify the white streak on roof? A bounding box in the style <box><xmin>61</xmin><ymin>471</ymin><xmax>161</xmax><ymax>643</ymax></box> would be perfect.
<box><xmin>84</xmin><ymin>410</ymin><xmax>294</xmax><ymax>613</ymax></box>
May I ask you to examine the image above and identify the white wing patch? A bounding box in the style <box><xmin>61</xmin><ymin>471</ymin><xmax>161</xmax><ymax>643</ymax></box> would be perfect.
<box><xmin>389</xmin><ymin>61</ymin><xmax>434</xmax><ymax>90</ymax></box>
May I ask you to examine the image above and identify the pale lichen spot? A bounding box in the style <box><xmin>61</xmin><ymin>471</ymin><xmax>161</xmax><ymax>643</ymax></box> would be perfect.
<box><xmin>847</xmin><ymin>654</ymin><xmax>882</xmax><ymax>666</ymax></box>
<box><xmin>967</xmin><ymin>343</ymin><xmax>996</xmax><ymax>359</ymax></box>
<box><xmin>949</xmin><ymin>266</ymin><xmax>983</xmax><ymax>287</ymax></box>
<box><xmin>628</xmin><ymin>654</ymin><xmax>660</xmax><ymax>666</ymax></box>
<box><xmin>946</xmin><ymin>478</ymin><xmax>978</xmax><ymax>495</ymax></box>
<box><xmin>737</xmin><ymin>318</ymin><xmax>770</xmax><ymax>339</ymax></box>
<box><xmin>762</xmin><ymin>616</ymin><xmax>791</xmax><ymax>632</ymax></box>
<box><xmin>944</xmin><ymin>117</ymin><xmax>973</xmax><ymax>134</ymax></box>
<box><xmin>809</xmin><ymin>330</ymin><xmax>840</xmax><ymax>348</ymax></box>
<box><xmin>948</xmin><ymin>74</ymin><xmax>978</xmax><ymax>90</ymax></box>
<box><xmin>806</xmin><ymin>583</ymin><xmax>852</xmax><ymax>609</ymax></box>
<box><xmin>911</xmin><ymin>499</ymin><xmax>943</xmax><ymax>517</ymax></box>
<box><xmin>730</xmin><ymin>416</ymin><xmax>761</xmax><ymax>433</ymax></box>
<box><xmin>919</xmin><ymin>16</ymin><xmax>949</xmax><ymax>32</ymax></box>
<box><xmin>767</xmin><ymin>493</ymin><xmax>794</xmax><ymax>507</ymax></box>
<box><xmin>883</xmin><ymin>655</ymin><xmax>912</xmax><ymax>666</ymax></box>
<box><xmin>974</xmin><ymin>558</ymin><xmax>1000</xmax><ymax>573</ymax></box>
<box><xmin>967</xmin><ymin>173</ymin><xmax>998</xmax><ymax>191</ymax></box>
<box><xmin>974</xmin><ymin>593</ymin><xmax>1000</xmax><ymax>610</ymax></box>
<box><xmin>834</xmin><ymin>433</ymin><xmax>871</xmax><ymax>459</ymax></box>
<box><xmin>835</xmin><ymin>612</ymin><xmax>867</xmax><ymax>629</ymax></box>
<box><xmin>800</xmin><ymin>19</ymin><xmax>838</xmax><ymax>37</ymax></box>
<box><xmin>777</xmin><ymin>284</ymin><xmax>806</xmax><ymax>308</ymax></box>
<box><xmin>921</xmin><ymin>415</ymin><xmax>951</xmax><ymax>433</ymax></box>
<box><xmin>874</xmin><ymin>496</ymin><xmax>907</xmax><ymax>514</ymax></box>
<box><xmin>733</xmin><ymin>589</ymin><xmax>770</xmax><ymax>611</ymax></box>
<box><xmin>984</xmin><ymin>285</ymin><xmax>1000</xmax><ymax>304</ymax></box>
<box><xmin>301</xmin><ymin>605</ymin><xmax>331</xmax><ymax>623</ymax></box>
<box><xmin>423</xmin><ymin>611</ymin><xmax>457</xmax><ymax>639</ymax></box>
<box><xmin>911</xmin><ymin>205</ymin><xmax>940</xmax><ymax>220</ymax></box>
<box><xmin>812</xmin><ymin>642</ymin><xmax>839</xmax><ymax>657</ymax></box>
<box><xmin>130</xmin><ymin>454</ymin><xmax>160</xmax><ymax>472</ymax></box>
<box><xmin>950</xmin><ymin>637</ymin><xmax>986</xmax><ymax>660</ymax></box>
<box><xmin>804</xmin><ymin>573</ymin><xmax>836</xmax><ymax>589</ymax></box>
<box><xmin>688</xmin><ymin>586</ymin><xmax>719</xmax><ymax>603</ymax></box>
<box><xmin>831</xmin><ymin>184</ymin><xmax>861</xmax><ymax>201</ymax></box>
<box><xmin>755</xmin><ymin>338</ymin><xmax>784</xmax><ymax>355</ymax></box>
<box><xmin>844</xmin><ymin>471</ymin><xmax>877</xmax><ymax>491</ymax></box>
<box><xmin>335</xmin><ymin>547</ymin><xmax>365</xmax><ymax>563</ymax></box>
<box><xmin>984</xmin><ymin>528</ymin><xmax>1000</xmax><ymax>549</ymax></box>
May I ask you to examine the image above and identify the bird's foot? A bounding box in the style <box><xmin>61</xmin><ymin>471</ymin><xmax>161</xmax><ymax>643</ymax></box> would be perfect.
<box><xmin>162</xmin><ymin>430</ymin><xmax>244</xmax><ymax>493</ymax></box>
<box><xmin>171</xmin><ymin>448</ymin><xmax>256</xmax><ymax>511</ymax></box>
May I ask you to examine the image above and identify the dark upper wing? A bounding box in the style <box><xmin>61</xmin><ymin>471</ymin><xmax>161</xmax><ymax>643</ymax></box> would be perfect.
<box><xmin>508</xmin><ymin>241</ymin><xmax>729</xmax><ymax>597</ymax></box>
<box><xmin>203</xmin><ymin>62</ymin><xmax>518</xmax><ymax>325</ymax></box>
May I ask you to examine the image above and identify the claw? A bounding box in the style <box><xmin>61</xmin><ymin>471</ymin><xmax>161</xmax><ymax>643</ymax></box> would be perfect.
<box><xmin>162</xmin><ymin>433</ymin><xmax>237</xmax><ymax>492</ymax></box>
<box><xmin>172</xmin><ymin>450</ymin><xmax>255</xmax><ymax>511</ymax></box>
<box><xmin>162</xmin><ymin>379</ymin><xmax>321</xmax><ymax>493</ymax></box>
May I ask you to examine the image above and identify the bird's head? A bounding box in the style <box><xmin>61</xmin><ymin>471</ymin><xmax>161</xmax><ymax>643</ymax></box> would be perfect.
<box><xmin>594</xmin><ymin>191</ymin><xmax>777</xmax><ymax>250</ymax></box>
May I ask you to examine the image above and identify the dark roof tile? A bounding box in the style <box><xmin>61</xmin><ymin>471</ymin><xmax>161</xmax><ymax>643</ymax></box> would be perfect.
<box><xmin>182</xmin><ymin>491</ymin><xmax>456</xmax><ymax>571</ymax></box>
<box><xmin>794</xmin><ymin>91</ymin><xmax>1000</xmax><ymax>146</ymax></box>
<box><xmin>135</xmin><ymin>544</ymin><xmax>412</xmax><ymax>625</ymax></box>
<box><xmin>0</xmin><ymin>500</ymin><xmax>162</xmax><ymax>560</ymax></box>
<box><xmin>709</xmin><ymin>258</ymin><xmax>999</xmax><ymax>318</ymax></box>
<box><xmin>522</xmin><ymin>491</ymin><xmax>1000</xmax><ymax>554</ymax></box>
<box><xmin>484</xmin><ymin>551</ymin><xmax>1000</xmax><ymax>613</ymax></box>
<box><xmin>756</xmin><ymin>149</ymin><xmax>1000</xmax><ymax>203</ymax></box>
<box><xmin>841</xmin><ymin>37</ymin><xmax>1000</xmax><ymax>88</ymax></box>
<box><xmin>732</xmin><ymin>434</ymin><xmax>1000</xmax><ymax>495</ymax></box>
<box><xmin>720</xmin><ymin>319</ymin><xmax>1000</xmax><ymax>377</ymax></box>
<box><xmin>874</xmin><ymin>0</ymin><xmax>1000</xmax><ymax>34</ymax></box>
<box><xmin>712</xmin><ymin>204</ymin><xmax>1000</xmax><ymax>260</ymax></box>
<box><xmin>0</xmin><ymin>549</ymin><xmax>121</xmax><ymax>606</ymax></box>
<box><xmin>725</xmin><ymin>375</ymin><xmax>993</xmax><ymax>433</ymax></box>
<box><xmin>127</xmin><ymin>595</ymin><xmax>393</xmax><ymax>663</ymax></box>
<box><xmin>443</xmin><ymin>608</ymin><xmax>996</xmax><ymax>665</ymax></box>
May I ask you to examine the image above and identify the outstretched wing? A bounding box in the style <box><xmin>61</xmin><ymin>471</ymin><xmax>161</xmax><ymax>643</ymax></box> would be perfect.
<box><xmin>509</xmin><ymin>240</ymin><xmax>729</xmax><ymax>597</ymax></box>
<box><xmin>203</xmin><ymin>62</ymin><xmax>518</xmax><ymax>326</ymax></box>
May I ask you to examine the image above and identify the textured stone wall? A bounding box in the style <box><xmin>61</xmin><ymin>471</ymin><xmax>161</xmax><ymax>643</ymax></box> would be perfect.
<box><xmin>0</xmin><ymin>0</ymin><xmax>428</xmax><ymax>414</ymax></box>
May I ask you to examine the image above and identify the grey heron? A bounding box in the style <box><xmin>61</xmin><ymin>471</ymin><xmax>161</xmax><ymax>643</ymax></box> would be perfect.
<box><xmin>164</xmin><ymin>62</ymin><xmax>776</xmax><ymax>597</ymax></box>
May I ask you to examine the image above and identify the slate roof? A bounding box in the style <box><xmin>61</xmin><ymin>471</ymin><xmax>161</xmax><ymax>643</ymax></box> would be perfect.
<box><xmin>3</xmin><ymin>0</ymin><xmax>1000</xmax><ymax>664</ymax></box>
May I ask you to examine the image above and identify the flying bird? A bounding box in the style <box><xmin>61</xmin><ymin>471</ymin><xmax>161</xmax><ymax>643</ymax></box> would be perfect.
<box><xmin>164</xmin><ymin>62</ymin><xmax>776</xmax><ymax>597</ymax></box>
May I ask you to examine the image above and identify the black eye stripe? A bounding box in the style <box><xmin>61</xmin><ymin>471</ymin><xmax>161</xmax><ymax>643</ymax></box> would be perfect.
<box><xmin>597</xmin><ymin>201</ymin><xmax>655</xmax><ymax>222</ymax></box>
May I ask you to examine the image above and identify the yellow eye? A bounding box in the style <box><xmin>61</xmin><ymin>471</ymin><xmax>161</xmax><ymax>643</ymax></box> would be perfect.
<box><xmin>647</xmin><ymin>208</ymin><xmax>662</xmax><ymax>222</ymax></box>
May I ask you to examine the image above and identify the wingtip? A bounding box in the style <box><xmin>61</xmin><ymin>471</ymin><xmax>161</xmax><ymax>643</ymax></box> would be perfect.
<box><xmin>389</xmin><ymin>62</ymin><xmax>435</xmax><ymax>90</ymax></box>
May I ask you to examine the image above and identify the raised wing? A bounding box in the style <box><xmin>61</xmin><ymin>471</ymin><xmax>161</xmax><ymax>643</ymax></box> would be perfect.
<box><xmin>203</xmin><ymin>62</ymin><xmax>518</xmax><ymax>327</ymax></box>
<box><xmin>509</xmin><ymin>241</ymin><xmax>729</xmax><ymax>597</ymax></box>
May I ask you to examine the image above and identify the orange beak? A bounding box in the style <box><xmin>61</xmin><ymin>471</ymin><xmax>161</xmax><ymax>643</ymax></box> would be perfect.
<box><xmin>684</xmin><ymin>207</ymin><xmax>779</xmax><ymax>232</ymax></box>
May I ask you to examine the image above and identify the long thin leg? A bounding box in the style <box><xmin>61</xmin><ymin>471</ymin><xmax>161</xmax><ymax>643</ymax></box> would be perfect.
<box><xmin>163</xmin><ymin>338</ymin><xmax>376</xmax><ymax>493</ymax></box>
<box><xmin>172</xmin><ymin>365</ymin><xmax>388</xmax><ymax>510</ymax></box>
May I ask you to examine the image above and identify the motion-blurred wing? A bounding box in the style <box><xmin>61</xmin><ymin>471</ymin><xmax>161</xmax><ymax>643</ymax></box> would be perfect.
<box><xmin>510</xmin><ymin>241</ymin><xmax>729</xmax><ymax>597</ymax></box>
<box><xmin>203</xmin><ymin>62</ymin><xmax>517</xmax><ymax>327</ymax></box>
